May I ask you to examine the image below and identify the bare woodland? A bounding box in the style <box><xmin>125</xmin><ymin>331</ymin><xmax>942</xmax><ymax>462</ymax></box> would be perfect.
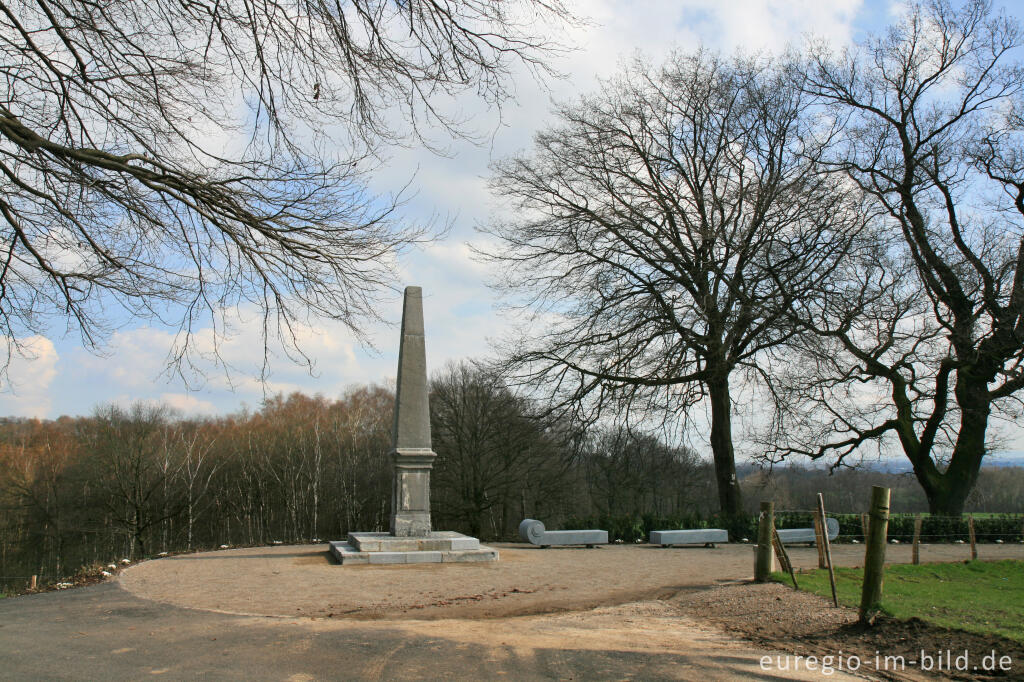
<box><xmin>2</xmin><ymin>368</ymin><xmax>1018</xmax><ymax>592</ymax></box>
<box><xmin>0</xmin><ymin>365</ymin><xmax>718</xmax><ymax>591</ymax></box>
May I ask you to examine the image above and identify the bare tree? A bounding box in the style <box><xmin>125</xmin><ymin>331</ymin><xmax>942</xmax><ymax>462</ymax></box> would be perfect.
<box><xmin>430</xmin><ymin>361</ymin><xmax>570</xmax><ymax>537</ymax></box>
<box><xmin>0</xmin><ymin>0</ymin><xmax>573</xmax><ymax>375</ymax></box>
<box><xmin>482</xmin><ymin>51</ymin><xmax>862</xmax><ymax>517</ymax></box>
<box><xmin>177</xmin><ymin>422</ymin><xmax>219</xmax><ymax>550</ymax></box>
<box><xmin>579</xmin><ymin>426</ymin><xmax>703</xmax><ymax>519</ymax></box>
<box><xmin>85</xmin><ymin>403</ymin><xmax>182</xmax><ymax>558</ymax></box>
<box><xmin>773</xmin><ymin>0</ymin><xmax>1024</xmax><ymax>514</ymax></box>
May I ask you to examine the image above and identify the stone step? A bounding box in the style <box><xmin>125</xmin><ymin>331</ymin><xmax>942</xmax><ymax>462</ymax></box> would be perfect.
<box><xmin>329</xmin><ymin>540</ymin><xmax>498</xmax><ymax>565</ymax></box>
<box><xmin>348</xmin><ymin>531</ymin><xmax>480</xmax><ymax>553</ymax></box>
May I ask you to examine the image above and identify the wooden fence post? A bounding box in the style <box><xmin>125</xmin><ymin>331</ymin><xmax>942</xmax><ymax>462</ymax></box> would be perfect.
<box><xmin>860</xmin><ymin>512</ymin><xmax>869</xmax><ymax>540</ymax></box>
<box><xmin>817</xmin><ymin>493</ymin><xmax>838</xmax><ymax>607</ymax></box>
<box><xmin>859</xmin><ymin>486</ymin><xmax>891</xmax><ymax>625</ymax></box>
<box><xmin>968</xmin><ymin>514</ymin><xmax>977</xmax><ymax>561</ymax></box>
<box><xmin>771</xmin><ymin>528</ymin><xmax>798</xmax><ymax>589</ymax></box>
<box><xmin>912</xmin><ymin>515</ymin><xmax>922</xmax><ymax>565</ymax></box>
<box><xmin>29</xmin><ymin>575</ymin><xmax>37</xmax><ymax>591</ymax></box>
<box><xmin>813</xmin><ymin>515</ymin><xmax>827</xmax><ymax>569</ymax></box>
<box><xmin>755</xmin><ymin>501</ymin><xmax>775</xmax><ymax>583</ymax></box>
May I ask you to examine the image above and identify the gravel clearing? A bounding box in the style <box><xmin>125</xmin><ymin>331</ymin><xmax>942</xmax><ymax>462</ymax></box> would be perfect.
<box><xmin>119</xmin><ymin>541</ymin><xmax>1024</xmax><ymax>621</ymax></box>
<box><xmin>117</xmin><ymin>541</ymin><xmax>1024</xmax><ymax>680</ymax></box>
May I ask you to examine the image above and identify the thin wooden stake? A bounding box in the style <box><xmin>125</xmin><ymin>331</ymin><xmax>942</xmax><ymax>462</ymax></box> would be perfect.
<box><xmin>772</xmin><ymin>527</ymin><xmax>798</xmax><ymax>589</ymax></box>
<box><xmin>755</xmin><ymin>501</ymin><xmax>774</xmax><ymax>583</ymax></box>
<box><xmin>859</xmin><ymin>486</ymin><xmax>891</xmax><ymax>624</ymax></box>
<box><xmin>29</xmin><ymin>575</ymin><xmax>36</xmax><ymax>591</ymax></box>
<box><xmin>817</xmin><ymin>493</ymin><xmax>838</xmax><ymax>607</ymax></box>
<box><xmin>861</xmin><ymin>512</ymin><xmax>870</xmax><ymax>540</ymax></box>
<box><xmin>912</xmin><ymin>515</ymin><xmax>922</xmax><ymax>565</ymax></box>
<box><xmin>813</xmin><ymin>515</ymin><xmax>827</xmax><ymax>569</ymax></box>
<box><xmin>968</xmin><ymin>514</ymin><xmax>977</xmax><ymax>561</ymax></box>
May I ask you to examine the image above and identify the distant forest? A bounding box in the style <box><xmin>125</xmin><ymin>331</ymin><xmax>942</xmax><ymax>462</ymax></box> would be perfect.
<box><xmin>1</xmin><ymin>363</ymin><xmax>1022</xmax><ymax>593</ymax></box>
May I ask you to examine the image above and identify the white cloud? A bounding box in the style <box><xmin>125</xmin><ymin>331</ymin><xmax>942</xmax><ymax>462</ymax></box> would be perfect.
<box><xmin>158</xmin><ymin>393</ymin><xmax>219</xmax><ymax>415</ymax></box>
<box><xmin>53</xmin><ymin>306</ymin><xmax>397</xmax><ymax>417</ymax></box>
<box><xmin>0</xmin><ymin>336</ymin><xmax>59</xmax><ymax>417</ymax></box>
<box><xmin>675</xmin><ymin>0</ymin><xmax>862</xmax><ymax>54</ymax></box>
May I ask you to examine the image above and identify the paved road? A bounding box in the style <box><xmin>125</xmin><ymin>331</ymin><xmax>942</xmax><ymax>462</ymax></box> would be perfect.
<box><xmin>0</xmin><ymin>580</ymin><xmax>859</xmax><ymax>681</ymax></box>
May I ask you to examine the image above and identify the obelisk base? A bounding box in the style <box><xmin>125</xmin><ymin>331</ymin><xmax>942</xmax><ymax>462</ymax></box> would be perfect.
<box><xmin>329</xmin><ymin>532</ymin><xmax>499</xmax><ymax>564</ymax></box>
<box><xmin>390</xmin><ymin>448</ymin><xmax>435</xmax><ymax>537</ymax></box>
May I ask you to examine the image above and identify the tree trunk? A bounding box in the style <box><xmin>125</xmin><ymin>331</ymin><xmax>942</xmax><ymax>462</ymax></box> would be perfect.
<box><xmin>925</xmin><ymin>477</ymin><xmax>974</xmax><ymax>516</ymax></box>
<box><xmin>707</xmin><ymin>373</ymin><xmax>742</xmax><ymax>517</ymax></box>
<box><xmin>921</xmin><ymin>376</ymin><xmax>990</xmax><ymax>516</ymax></box>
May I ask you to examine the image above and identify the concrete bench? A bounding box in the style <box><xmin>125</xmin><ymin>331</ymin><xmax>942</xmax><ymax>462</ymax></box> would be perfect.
<box><xmin>777</xmin><ymin>517</ymin><xmax>839</xmax><ymax>545</ymax></box>
<box><xmin>519</xmin><ymin>519</ymin><xmax>607</xmax><ymax>548</ymax></box>
<box><xmin>650</xmin><ymin>529</ymin><xmax>728</xmax><ymax>547</ymax></box>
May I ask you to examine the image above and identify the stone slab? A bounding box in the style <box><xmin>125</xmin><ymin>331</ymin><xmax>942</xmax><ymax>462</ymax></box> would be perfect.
<box><xmin>518</xmin><ymin>518</ymin><xmax>607</xmax><ymax>547</ymax></box>
<box><xmin>405</xmin><ymin>551</ymin><xmax>445</xmax><ymax>564</ymax></box>
<box><xmin>440</xmin><ymin>548</ymin><xmax>500</xmax><ymax>562</ymax></box>
<box><xmin>535</xmin><ymin>530</ymin><xmax>607</xmax><ymax>547</ymax></box>
<box><xmin>329</xmin><ymin>539</ymin><xmax>497</xmax><ymax>565</ymax></box>
<box><xmin>349</xmin><ymin>531</ymin><xmax>480</xmax><ymax>552</ymax></box>
<box><xmin>777</xmin><ymin>517</ymin><xmax>839</xmax><ymax>545</ymax></box>
<box><xmin>650</xmin><ymin>529</ymin><xmax>728</xmax><ymax>546</ymax></box>
<box><xmin>368</xmin><ymin>552</ymin><xmax>411</xmax><ymax>565</ymax></box>
<box><xmin>328</xmin><ymin>541</ymin><xmax>368</xmax><ymax>565</ymax></box>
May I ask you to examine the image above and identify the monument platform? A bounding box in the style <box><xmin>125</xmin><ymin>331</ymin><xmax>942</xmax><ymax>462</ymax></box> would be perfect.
<box><xmin>330</xmin><ymin>532</ymin><xmax>499</xmax><ymax>565</ymax></box>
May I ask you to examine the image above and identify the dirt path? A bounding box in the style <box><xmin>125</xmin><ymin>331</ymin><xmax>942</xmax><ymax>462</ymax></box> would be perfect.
<box><xmin>0</xmin><ymin>581</ymin><xmax>860</xmax><ymax>681</ymax></box>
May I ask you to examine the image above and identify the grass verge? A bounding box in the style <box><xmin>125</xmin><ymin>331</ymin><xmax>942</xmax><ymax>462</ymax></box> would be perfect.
<box><xmin>775</xmin><ymin>560</ymin><xmax>1024</xmax><ymax>644</ymax></box>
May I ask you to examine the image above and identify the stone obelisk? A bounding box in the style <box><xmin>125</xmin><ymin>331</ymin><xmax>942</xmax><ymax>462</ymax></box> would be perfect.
<box><xmin>327</xmin><ymin>286</ymin><xmax>497</xmax><ymax>564</ymax></box>
<box><xmin>389</xmin><ymin>286</ymin><xmax>436</xmax><ymax>536</ymax></box>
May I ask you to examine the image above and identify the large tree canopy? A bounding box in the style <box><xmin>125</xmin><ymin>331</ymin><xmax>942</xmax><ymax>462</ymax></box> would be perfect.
<box><xmin>767</xmin><ymin>0</ymin><xmax>1024</xmax><ymax>514</ymax></box>
<box><xmin>0</xmin><ymin>0</ymin><xmax>570</xmax><ymax>374</ymax></box>
<box><xmin>483</xmin><ymin>51</ymin><xmax>862</xmax><ymax>516</ymax></box>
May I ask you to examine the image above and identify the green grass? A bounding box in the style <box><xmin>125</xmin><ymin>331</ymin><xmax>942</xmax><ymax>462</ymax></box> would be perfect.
<box><xmin>774</xmin><ymin>560</ymin><xmax>1024</xmax><ymax>644</ymax></box>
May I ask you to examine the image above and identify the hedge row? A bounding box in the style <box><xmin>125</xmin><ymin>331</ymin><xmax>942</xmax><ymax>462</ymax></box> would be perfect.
<box><xmin>556</xmin><ymin>512</ymin><xmax>1024</xmax><ymax>544</ymax></box>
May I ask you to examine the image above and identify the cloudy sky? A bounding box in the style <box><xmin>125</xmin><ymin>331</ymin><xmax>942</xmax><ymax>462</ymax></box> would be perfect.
<box><xmin>4</xmin><ymin>0</ymin><xmax>1024</xmax><ymax>457</ymax></box>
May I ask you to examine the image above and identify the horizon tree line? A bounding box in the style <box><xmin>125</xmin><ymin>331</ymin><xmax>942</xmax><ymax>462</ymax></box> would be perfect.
<box><xmin>2</xmin><ymin>361</ymin><xmax>1020</xmax><ymax>593</ymax></box>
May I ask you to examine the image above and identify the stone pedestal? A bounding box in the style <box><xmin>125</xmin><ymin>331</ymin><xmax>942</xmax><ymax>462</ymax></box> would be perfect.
<box><xmin>390</xmin><ymin>448</ymin><xmax>435</xmax><ymax>537</ymax></box>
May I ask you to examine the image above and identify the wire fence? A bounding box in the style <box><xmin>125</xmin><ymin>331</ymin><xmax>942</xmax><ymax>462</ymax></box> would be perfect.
<box><xmin>775</xmin><ymin>510</ymin><xmax>1024</xmax><ymax>544</ymax></box>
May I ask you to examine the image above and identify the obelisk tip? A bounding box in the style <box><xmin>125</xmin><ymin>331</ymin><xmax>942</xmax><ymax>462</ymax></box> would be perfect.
<box><xmin>400</xmin><ymin>286</ymin><xmax>425</xmax><ymax>336</ymax></box>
